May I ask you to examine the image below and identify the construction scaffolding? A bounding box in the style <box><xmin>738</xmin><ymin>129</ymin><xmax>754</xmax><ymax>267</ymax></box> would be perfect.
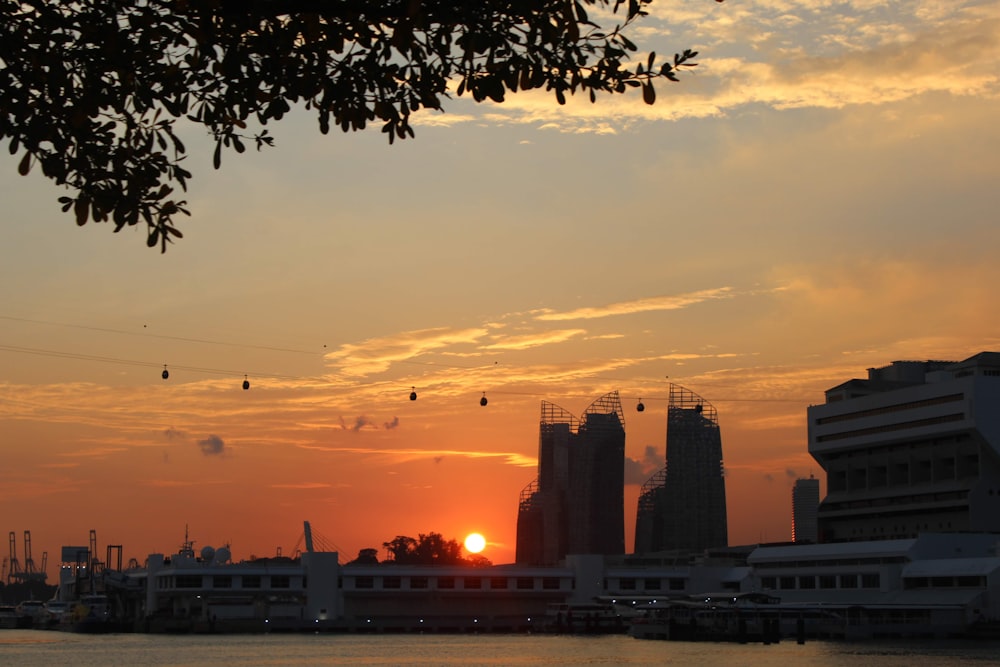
<box><xmin>516</xmin><ymin>391</ymin><xmax>626</xmax><ymax>565</ymax></box>
<box><xmin>633</xmin><ymin>384</ymin><xmax>728</xmax><ymax>554</ymax></box>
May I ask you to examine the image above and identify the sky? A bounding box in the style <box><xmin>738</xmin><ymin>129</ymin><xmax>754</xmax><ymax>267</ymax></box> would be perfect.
<box><xmin>1</xmin><ymin>0</ymin><xmax>999</xmax><ymax>574</ymax></box>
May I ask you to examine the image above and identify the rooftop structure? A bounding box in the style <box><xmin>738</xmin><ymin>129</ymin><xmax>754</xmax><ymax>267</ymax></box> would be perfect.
<box><xmin>792</xmin><ymin>477</ymin><xmax>820</xmax><ymax>543</ymax></box>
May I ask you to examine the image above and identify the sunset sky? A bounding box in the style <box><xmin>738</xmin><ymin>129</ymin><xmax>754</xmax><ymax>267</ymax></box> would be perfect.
<box><xmin>2</xmin><ymin>0</ymin><xmax>999</xmax><ymax>572</ymax></box>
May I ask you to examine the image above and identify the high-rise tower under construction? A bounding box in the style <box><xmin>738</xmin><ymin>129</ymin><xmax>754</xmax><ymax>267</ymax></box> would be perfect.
<box><xmin>634</xmin><ymin>384</ymin><xmax>728</xmax><ymax>554</ymax></box>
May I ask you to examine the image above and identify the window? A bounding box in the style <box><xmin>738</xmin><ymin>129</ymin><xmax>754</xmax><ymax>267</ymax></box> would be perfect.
<box><xmin>355</xmin><ymin>576</ymin><xmax>374</xmax><ymax>589</ymax></box>
<box><xmin>669</xmin><ymin>578</ymin><xmax>685</xmax><ymax>591</ymax></box>
<box><xmin>798</xmin><ymin>576</ymin><xmax>816</xmax><ymax>589</ymax></box>
<box><xmin>619</xmin><ymin>578</ymin><xmax>636</xmax><ymax>590</ymax></box>
<box><xmin>242</xmin><ymin>575</ymin><xmax>261</xmax><ymax>589</ymax></box>
<box><xmin>410</xmin><ymin>576</ymin><xmax>428</xmax><ymax>589</ymax></box>
<box><xmin>463</xmin><ymin>577</ymin><xmax>482</xmax><ymax>590</ymax></box>
<box><xmin>780</xmin><ymin>577</ymin><xmax>796</xmax><ymax>590</ymax></box>
<box><xmin>490</xmin><ymin>577</ymin><xmax>508</xmax><ymax>590</ymax></box>
<box><xmin>840</xmin><ymin>574</ymin><xmax>858</xmax><ymax>589</ymax></box>
<box><xmin>516</xmin><ymin>577</ymin><xmax>534</xmax><ymax>590</ymax></box>
<box><xmin>761</xmin><ymin>577</ymin><xmax>776</xmax><ymax>590</ymax></box>
<box><xmin>212</xmin><ymin>575</ymin><xmax>232</xmax><ymax>589</ymax></box>
<box><xmin>383</xmin><ymin>576</ymin><xmax>401</xmax><ymax>589</ymax></box>
<box><xmin>643</xmin><ymin>578</ymin><xmax>661</xmax><ymax>590</ymax></box>
<box><xmin>176</xmin><ymin>575</ymin><xmax>202</xmax><ymax>589</ymax></box>
<box><xmin>270</xmin><ymin>575</ymin><xmax>290</xmax><ymax>589</ymax></box>
<box><xmin>542</xmin><ymin>577</ymin><xmax>560</xmax><ymax>590</ymax></box>
<box><xmin>861</xmin><ymin>573</ymin><xmax>880</xmax><ymax>589</ymax></box>
<box><xmin>438</xmin><ymin>576</ymin><xmax>455</xmax><ymax>589</ymax></box>
<box><xmin>819</xmin><ymin>575</ymin><xmax>837</xmax><ymax>589</ymax></box>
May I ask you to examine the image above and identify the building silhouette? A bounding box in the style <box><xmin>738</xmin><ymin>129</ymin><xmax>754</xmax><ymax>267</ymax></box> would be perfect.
<box><xmin>515</xmin><ymin>391</ymin><xmax>625</xmax><ymax>565</ymax></box>
<box><xmin>808</xmin><ymin>351</ymin><xmax>1000</xmax><ymax>542</ymax></box>
<box><xmin>792</xmin><ymin>476</ymin><xmax>820</xmax><ymax>543</ymax></box>
<box><xmin>634</xmin><ymin>384</ymin><xmax>728</xmax><ymax>554</ymax></box>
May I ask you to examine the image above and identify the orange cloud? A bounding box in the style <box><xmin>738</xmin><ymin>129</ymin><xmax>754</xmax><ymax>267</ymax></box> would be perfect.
<box><xmin>324</xmin><ymin>327</ymin><xmax>490</xmax><ymax>375</ymax></box>
<box><xmin>534</xmin><ymin>287</ymin><xmax>734</xmax><ymax>321</ymax></box>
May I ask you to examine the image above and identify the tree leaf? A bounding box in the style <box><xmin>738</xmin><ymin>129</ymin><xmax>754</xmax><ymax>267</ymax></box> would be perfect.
<box><xmin>642</xmin><ymin>81</ymin><xmax>656</xmax><ymax>105</ymax></box>
<box><xmin>17</xmin><ymin>151</ymin><xmax>31</xmax><ymax>175</ymax></box>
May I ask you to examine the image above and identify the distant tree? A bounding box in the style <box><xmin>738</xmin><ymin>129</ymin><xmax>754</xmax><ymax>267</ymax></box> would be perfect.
<box><xmin>413</xmin><ymin>532</ymin><xmax>463</xmax><ymax>565</ymax></box>
<box><xmin>381</xmin><ymin>532</ymin><xmax>473</xmax><ymax>565</ymax></box>
<box><xmin>465</xmin><ymin>553</ymin><xmax>493</xmax><ymax>567</ymax></box>
<box><xmin>347</xmin><ymin>547</ymin><xmax>379</xmax><ymax>565</ymax></box>
<box><xmin>382</xmin><ymin>535</ymin><xmax>419</xmax><ymax>563</ymax></box>
<box><xmin>0</xmin><ymin>0</ymin><xmax>713</xmax><ymax>250</ymax></box>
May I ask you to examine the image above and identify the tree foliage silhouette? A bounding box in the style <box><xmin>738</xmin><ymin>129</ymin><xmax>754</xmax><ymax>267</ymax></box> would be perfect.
<box><xmin>382</xmin><ymin>532</ymin><xmax>489</xmax><ymax>565</ymax></box>
<box><xmin>1</xmin><ymin>0</ymin><xmax>713</xmax><ymax>251</ymax></box>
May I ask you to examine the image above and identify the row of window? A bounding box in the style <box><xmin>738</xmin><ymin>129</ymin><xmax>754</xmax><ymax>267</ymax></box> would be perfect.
<box><xmin>903</xmin><ymin>576</ymin><xmax>985</xmax><ymax>589</ymax></box>
<box><xmin>815</xmin><ymin>393</ymin><xmax>964</xmax><ymax>426</ymax></box>
<box><xmin>827</xmin><ymin>458</ymin><xmax>977</xmax><ymax>491</ymax></box>
<box><xmin>351</xmin><ymin>576</ymin><xmax>564</xmax><ymax>591</ymax></box>
<box><xmin>158</xmin><ymin>574</ymin><xmax>296</xmax><ymax>590</ymax></box>
<box><xmin>760</xmin><ymin>573</ymin><xmax>881</xmax><ymax>590</ymax></box>
<box><xmin>615</xmin><ymin>578</ymin><xmax>686</xmax><ymax>591</ymax></box>
<box><xmin>755</xmin><ymin>556</ymin><xmax>905</xmax><ymax>569</ymax></box>
<box><xmin>816</xmin><ymin>413</ymin><xmax>965</xmax><ymax>443</ymax></box>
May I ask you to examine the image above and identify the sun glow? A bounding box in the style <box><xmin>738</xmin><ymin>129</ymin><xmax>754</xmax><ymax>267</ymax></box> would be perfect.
<box><xmin>464</xmin><ymin>532</ymin><xmax>486</xmax><ymax>554</ymax></box>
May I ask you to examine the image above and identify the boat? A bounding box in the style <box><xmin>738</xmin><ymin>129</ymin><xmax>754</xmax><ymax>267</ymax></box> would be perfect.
<box><xmin>0</xmin><ymin>605</ymin><xmax>22</xmax><ymax>629</ymax></box>
<box><xmin>42</xmin><ymin>599</ymin><xmax>72</xmax><ymax>627</ymax></box>
<box><xmin>628</xmin><ymin>593</ymin><xmax>845</xmax><ymax>643</ymax></box>
<box><xmin>15</xmin><ymin>600</ymin><xmax>48</xmax><ymax>628</ymax></box>
<box><xmin>55</xmin><ymin>594</ymin><xmax>115</xmax><ymax>633</ymax></box>
<box><xmin>544</xmin><ymin>602</ymin><xmax>629</xmax><ymax>634</ymax></box>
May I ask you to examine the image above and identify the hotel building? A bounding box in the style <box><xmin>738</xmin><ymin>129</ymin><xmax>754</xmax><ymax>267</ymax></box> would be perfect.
<box><xmin>808</xmin><ymin>352</ymin><xmax>1000</xmax><ymax>542</ymax></box>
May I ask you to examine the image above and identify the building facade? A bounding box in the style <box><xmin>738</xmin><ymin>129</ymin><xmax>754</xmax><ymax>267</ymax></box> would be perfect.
<box><xmin>792</xmin><ymin>476</ymin><xmax>820</xmax><ymax>543</ymax></box>
<box><xmin>516</xmin><ymin>391</ymin><xmax>626</xmax><ymax>565</ymax></box>
<box><xmin>808</xmin><ymin>352</ymin><xmax>1000</xmax><ymax>542</ymax></box>
<box><xmin>634</xmin><ymin>384</ymin><xmax>728</xmax><ymax>554</ymax></box>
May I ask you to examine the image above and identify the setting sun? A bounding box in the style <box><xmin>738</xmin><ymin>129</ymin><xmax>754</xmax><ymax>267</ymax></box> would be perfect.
<box><xmin>464</xmin><ymin>533</ymin><xmax>486</xmax><ymax>554</ymax></box>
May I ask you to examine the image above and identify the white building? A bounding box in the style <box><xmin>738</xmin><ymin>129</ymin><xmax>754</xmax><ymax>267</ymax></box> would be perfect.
<box><xmin>747</xmin><ymin>533</ymin><xmax>1000</xmax><ymax>638</ymax></box>
<box><xmin>807</xmin><ymin>352</ymin><xmax>1000</xmax><ymax>542</ymax></box>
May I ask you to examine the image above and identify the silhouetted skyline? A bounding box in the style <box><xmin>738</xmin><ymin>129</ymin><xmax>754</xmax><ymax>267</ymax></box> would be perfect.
<box><xmin>1</xmin><ymin>1</ymin><xmax>998</xmax><ymax>568</ymax></box>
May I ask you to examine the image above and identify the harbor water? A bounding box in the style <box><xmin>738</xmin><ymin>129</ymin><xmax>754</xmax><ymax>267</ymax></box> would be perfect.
<box><xmin>1</xmin><ymin>631</ymin><xmax>999</xmax><ymax>666</ymax></box>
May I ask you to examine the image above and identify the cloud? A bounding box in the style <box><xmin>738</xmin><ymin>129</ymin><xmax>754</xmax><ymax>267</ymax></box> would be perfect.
<box><xmin>482</xmin><ymin>329</ymin><xmax>587</xmax><ymax>350</ymax></box>
<box><xmin>270</xmin><ymin>482</ymin><xmax>332</xmax><ymax>489</ymax></box>
<box><xmin>198</xmin><ymin>434</ymin><xmax>225</xmax><ymax>456</ymax></box>
<box><xmin>421</xmin><ymin>2</ymin><xmax>1000</xmax><ymax>134</ymax></box>
<box><xmin>624</xmin><ymin>445</ymin><xmax>664</xmax><ymax>485</ymax></box>
<box><xmin>324</xmin><ymin>327</ymin><xmax>490</xmax><ymax>375</ymax></box>
<box><xmin>297</xmin><ymin>444</ymin><xmax>536</xmax><ymax>468</ymax></box>
<box><xmin>337</xmin><ymin>415</ymin><xmax>396</xmax><ymax>432</ymax></box>
<box><xmin>163</xmin><ymin>427</ymin><xmax>187</xmax><ymax>440</ymax></box>
<box><xmin>147</xmin><ymin>479</ymin><xmax>198</xmax><ymax>488</ymax></box>
<box><xmin>535</xmin><ymin>287</ymin><xmax>734</xmax><ymax>321</ymax></box>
